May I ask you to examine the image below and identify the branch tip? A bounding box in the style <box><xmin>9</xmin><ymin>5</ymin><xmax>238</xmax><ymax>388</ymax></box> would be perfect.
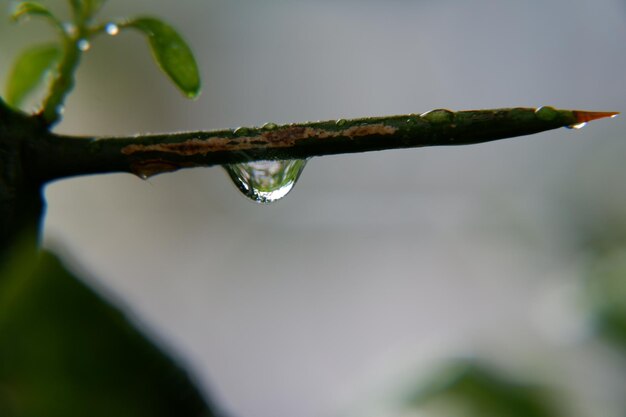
<box><xmin>572</xmin><ymin>110</ymin><xmax>619</xmax><ymax>123</ymax></box>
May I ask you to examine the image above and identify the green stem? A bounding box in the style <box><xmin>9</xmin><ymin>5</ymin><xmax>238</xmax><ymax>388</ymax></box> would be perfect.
<box><xmin>27</xmin><ymin>107</ymin><xmax>616</xmax><ymax>182</ymax></box>
<box><xmin>40</xmin><ymin>31</ymin><xmax>84</xmax><ymax>126</ymax></box>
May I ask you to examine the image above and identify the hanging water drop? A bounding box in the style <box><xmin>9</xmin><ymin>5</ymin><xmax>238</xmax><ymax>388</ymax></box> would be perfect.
<box><xmin>105</xmin><ymin>23</ymin><xmax>120</xmax><ymax>36</ymax></box>
<box><xmin>567</xmin><ymin>122</ymin><xmax>587</xmax><ymax>130</ymax></box>
<box><xmin>224</xmin><ymin>159</ymin><xmax>307</xmax><ymax>203</ymax></box>
<box><xmin>77</xmin><ymin>39</ymin><xmax>91</xmax><ymax>51</ymax></box>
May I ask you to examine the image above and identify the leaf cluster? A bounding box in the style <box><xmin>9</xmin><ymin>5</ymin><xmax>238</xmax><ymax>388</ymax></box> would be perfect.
<box><xmin>5</xmin><ymin>0</ymin><xmax>201</xmax><ymax>124</ymax></box>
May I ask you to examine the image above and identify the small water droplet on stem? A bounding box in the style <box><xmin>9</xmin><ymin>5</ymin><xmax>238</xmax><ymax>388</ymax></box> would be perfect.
<box><xmin>262</xmin><ymin>122</ymin><xmax>278</xmax><ymax>131</ymax></box>
<box><xmin>63</xmin><ymin>23</ymin><xmax>77</xmax><ymax>36</ymax></box>
<box><xmin>420</xmin><ymin>109</ymin><xmax>454</xmax><ymax>124</ymax></box>
<box><xmin>77</xmin><ymin>39</ymin><xmax>91</xmax><ymax>51</ymax></box>
<box><xmin>535</xmin><ymin>106</ymin><xmax>558</xmax><ymax>121</ymax></box>
<box><xmin>234</xmin><ymin>127</ymin><xmax>251</xmax><ymax>136</ymax></box>
<box><xmin>105</xmin><ymin>23</ymin><xmax>120</xmax><ymax>36</ymax></box>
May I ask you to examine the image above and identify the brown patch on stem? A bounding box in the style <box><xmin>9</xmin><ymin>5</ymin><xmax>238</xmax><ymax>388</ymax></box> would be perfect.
<box><xmin>120</xmin><ymin>124</ymin><xmax>398</xmax><ymax>157</ymax></box>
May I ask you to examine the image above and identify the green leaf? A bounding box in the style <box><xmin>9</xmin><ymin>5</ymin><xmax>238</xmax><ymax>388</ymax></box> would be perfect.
<box><xmin>0</xmin><ymin>248</ymin><xmax>218</xmax><ymax>417</ymax></box>
<box><xmin>5</xmin><ymin>43</ymin><xmax>61</xmax><ymax>108</ymax></box>
<box><xmin>10</xmin><ymin>1</ymin><xmax>54</xmax><ymax>21</ymax></box>
<box><xmin>126</xmin><ymin>17</ymin><xmax>201</xmax><ymax>99</ymax></box>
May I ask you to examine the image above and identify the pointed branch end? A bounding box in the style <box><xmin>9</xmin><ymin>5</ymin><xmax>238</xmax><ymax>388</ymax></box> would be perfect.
<box><xmin>572</xmin><ymin>110</ymin><xmax>620</xmax><ymax>124</ymax></box>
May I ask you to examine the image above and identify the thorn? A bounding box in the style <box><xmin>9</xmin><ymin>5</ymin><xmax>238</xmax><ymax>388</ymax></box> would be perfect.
<box><xmin>572</xmin><ymin>110</ymin><xmax>620</xmax><ymax>123</ymax></box>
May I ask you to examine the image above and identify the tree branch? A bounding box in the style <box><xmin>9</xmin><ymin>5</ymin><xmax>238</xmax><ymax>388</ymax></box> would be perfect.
<box><xmin>30</xmin><ymin>107</ymin><xmax>617</xmax><ymax>183</ymax></box>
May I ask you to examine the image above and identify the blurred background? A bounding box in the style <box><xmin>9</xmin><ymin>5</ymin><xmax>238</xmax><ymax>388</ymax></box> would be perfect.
<box><xmin>1</xmin><ymin>0</ymin><xmax>626</xmax><ymax>416</ymax></box>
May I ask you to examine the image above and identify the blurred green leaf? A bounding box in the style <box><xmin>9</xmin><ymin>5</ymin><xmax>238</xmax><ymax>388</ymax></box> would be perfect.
<box><xmin>407</xmin><ymin>360</ymin><xmax>560</xmax><ymax>417</ymax></box>
<box><xmin>126</xmin><ymin>17</ymin><xmax>201</xmax><ymax>99</ymax></box>
<box><xmin>0</xmin><ymin>249</ymin><xmax>218</xmax><ymax>417</ymax></box>
<box><xmin>10</xmin><ymin>1</ymin><xmax>54</xmax><ymax>21</ymax></box>
<box><xmin>5</xmin><ymin>43</ymin><xmax>60</xmax><ymax>108</ymax></box>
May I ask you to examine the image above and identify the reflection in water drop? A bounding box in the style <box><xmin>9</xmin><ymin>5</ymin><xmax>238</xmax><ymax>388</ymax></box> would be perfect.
<box><xmin>105</xmin><ymin>23</ymin><xmax>120</xmax><ymax>36</ymax></box>
<box><xmin>224</xmin><ymin>159</ymin><xmax>307</xmax><ymax>203</ymax></box>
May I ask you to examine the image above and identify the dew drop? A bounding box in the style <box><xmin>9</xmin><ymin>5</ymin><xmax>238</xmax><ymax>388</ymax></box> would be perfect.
<box><xmin>105</xmin><ymin>23</ymin><xmax>120</xmax><ymax>36</ymax></box>
<box><xmin>420</xmin><ymin>108</ymin><xmax>454</xmax><ymax>124</ymax></box>
<box><xmin>335</xmin><ymin>119</ymin><xmax>347</xmax><ymax>127</ymax></box>
<box><xmin>234</xmin><ymin>126</ymin><xmax>251</xmax><ymax>136</ymax></box>
<box><xmin>56</xmin><ymin>104</ymin><xmax>65</xmax><ymax>115</ymax></box>
<box><xmin>535</xmin><ymin>106</ymin><xmax>558</xmax><ymax>121</ymax></box>
<box><xmin>262</xmin><ymin>122</ymin><xmax>278</xmax><ymax>131</ymax></box>
<box><xmin>63</xmin><ymin>23</ymin><xmax>77</xmax><ymax>36</ymax></box>
<box><xmin>567</xmin><ymin>122</ymin><xmax>587</xmax><ymax>130</ymax></box>
<box><xmin>77</xmin><ymin>39</ymin><xmax>91</xmax><ymax>51</ymax></box>
<box><xmin>224</xmin><ymin>159</ymin><xmax>307</xmax><ymax>203</ymax></box>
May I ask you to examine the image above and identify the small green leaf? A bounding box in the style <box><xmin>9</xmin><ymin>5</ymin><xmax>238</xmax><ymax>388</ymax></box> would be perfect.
<box><xmin>10</xmin><ymin>1</ymin><xmax>54</xmax><ymax>21</ymax></box>
<box><xmin>6</xmin><ymin>43</ymin><xmax>61</xmax><ymax>108</ymax></box>
<box><xmin>126</xmin><ymin>17</ymin><xmax>201</xmax><ymax>99</ymax></box>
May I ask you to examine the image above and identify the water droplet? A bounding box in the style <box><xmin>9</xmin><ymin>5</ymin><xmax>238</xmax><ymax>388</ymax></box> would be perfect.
<box><xmin>567</xmin><ymin>122</ymin><xmax>587</xmax><ymax>130</ymax></box>
<box><xmin>335</xmin><ymin>119</ymin><xmax>347</xmax><ymax>127</ymax></box>
<box><xmin>234</xmin><ymin>126</ymin><xmax>251</xmax><ymax>136</ymax></box>
<box><xmin>77</xmin><ymin>39</ymin><xmax>91</xmax><ymax>51</ymax></box>
<box><xmin>535</xmin><ymin>106</ymin><xmax>558</xmax><ymax>121</ymax></box>
<box><xmin>420</xmin><ymin>108</ymin><xmax>454</xmax><ymax>124</ymax></box>
<box><xmin>56</xmin><ymin>104</ymin><xmax>65</xmax><ymax>115</ymax></box>
<box><xmin>224</xmin><ymin>159</ymin><xmax>307</xmax><ymax>203</ymax></box>
<box><xmin>63</xmin><ymin>23</ymin><xmax>77</xmax><ymax>36</ymax></box>
<box><xmin>105</xmin><ymin>23</ymin><xmax>120</xmax><ymax>36</ymax></box>
<box><xmin>262</xmin><ymin>122</ymin><xmax>278</xmax><ymax>131</ymax></box>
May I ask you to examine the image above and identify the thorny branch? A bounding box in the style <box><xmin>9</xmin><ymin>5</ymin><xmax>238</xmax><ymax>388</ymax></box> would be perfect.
<box><xmin>25</xmin><ymin>106</ymin><xmax>618</xmax><ymax>183</ymax></box>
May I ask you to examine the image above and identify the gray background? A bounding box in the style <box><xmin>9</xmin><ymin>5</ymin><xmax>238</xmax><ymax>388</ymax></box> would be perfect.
<box><xmin>2</xmin><ymin>1</ymin><xmax>626</xmax><ymax>416</ymax></box>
